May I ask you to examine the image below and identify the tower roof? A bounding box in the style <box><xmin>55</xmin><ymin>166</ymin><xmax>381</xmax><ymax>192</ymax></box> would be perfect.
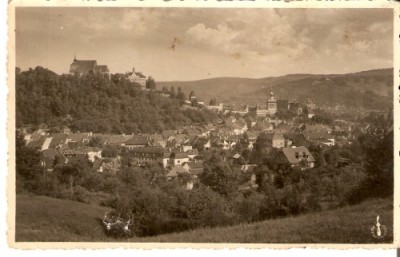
<box><xmin>268</xmin><ymin>87</ymin><xmax>276</xmax><ymax>102</ymax></box>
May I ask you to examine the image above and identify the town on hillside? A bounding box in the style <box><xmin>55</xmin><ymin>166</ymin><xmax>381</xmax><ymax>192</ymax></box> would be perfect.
<box><xmin>15</xmin><ymin>52</ymin><xmax>395</xmax><ymax>241</ymax></box>
<box><xmin>18</xmin><ymin>57</ymin><xmax>393</xmax><ymax>195</ymax></box>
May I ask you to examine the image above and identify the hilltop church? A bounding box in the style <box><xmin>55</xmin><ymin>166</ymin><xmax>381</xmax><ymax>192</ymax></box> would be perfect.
<box><xmin>69</xmin><ymin>56</ymin><xmax>110</xmax><ymax>78</ymax></box>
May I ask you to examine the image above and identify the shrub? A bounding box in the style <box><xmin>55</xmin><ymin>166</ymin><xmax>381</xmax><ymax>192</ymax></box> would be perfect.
<box><xmin>73</xmin><ymin>185</ymin><xmax>90</xmax><ymax>203</ymax></box>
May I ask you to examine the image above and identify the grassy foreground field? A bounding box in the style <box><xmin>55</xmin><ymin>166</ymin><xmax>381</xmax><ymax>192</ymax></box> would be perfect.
<box><xmin>16</xmin><ymin>194</ymin><xmax>111</xmax><ymax>242</ymax></box>
<box><xmin>15</xmin><ymin>194</ymin><xmax>393</xmax><ymax>243</ymax></box>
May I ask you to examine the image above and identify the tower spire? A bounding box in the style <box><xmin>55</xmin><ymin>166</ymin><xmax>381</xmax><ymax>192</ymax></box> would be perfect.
<box><xmin>74</xmin><ymin>54</ymin><xmax>77</xmax><ymax>61</ymax></box>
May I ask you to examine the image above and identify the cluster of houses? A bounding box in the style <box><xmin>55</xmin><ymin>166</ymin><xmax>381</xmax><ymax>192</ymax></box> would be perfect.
<box><xmin>183</xmin><ymin>88</ymin><xmax>316</xmax><ymax>122</ymax></box>
<box><xmin>21</xmin><ymin>105</ymin><xmax>352</xmax><ymax>188</ymax></box>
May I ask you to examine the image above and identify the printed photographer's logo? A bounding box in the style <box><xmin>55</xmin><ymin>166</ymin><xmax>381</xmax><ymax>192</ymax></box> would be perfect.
<box><xmin>370</xmin><ymin>215</ymin><xmax>387</xmax><ymax>239</ymax></box>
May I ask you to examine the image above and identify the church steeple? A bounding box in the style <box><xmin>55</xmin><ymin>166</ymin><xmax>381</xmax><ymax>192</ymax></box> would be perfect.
<box><xmin>266</xmin><ymin>86</ymin><xmax>277</xmax><ymax>115</ymax></box>
<box><xmin>73</xmin><ymin>54</ymin><xmax>77</xmax><ymax>62</ymax></box>
<box><xmin>269</xmin><ymin>87</ymin><xmax>276</xmax><ymax>102</ymax></box>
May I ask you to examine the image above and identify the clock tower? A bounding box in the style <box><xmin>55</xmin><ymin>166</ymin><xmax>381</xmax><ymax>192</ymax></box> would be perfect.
<box><xmin>267</xmin><ymin>87</ymin><xmax>277</xmax><ymax>115</ymax></box>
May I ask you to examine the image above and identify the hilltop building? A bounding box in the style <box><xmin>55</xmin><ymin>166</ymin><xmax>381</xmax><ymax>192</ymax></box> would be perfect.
<box><xmin>126</xmin><ymin>67</ymin><xmax>147</xmax><ymax>88</ymax></box>
<box><xmin>69</xmin><ymin>56</ymin><xmax>110</xmax><ymax>78</ymax></box>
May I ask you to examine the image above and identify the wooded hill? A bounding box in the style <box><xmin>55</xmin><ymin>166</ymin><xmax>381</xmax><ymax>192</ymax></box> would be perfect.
<box><xmin>15</xmin><ymin>66</ymin><xmax>218</xmax><ymax>133</ymax></box>
<box><xmin>159</xmin><ymin>68</ymin><xmax>393</xmax><ymax>110</ymax></box>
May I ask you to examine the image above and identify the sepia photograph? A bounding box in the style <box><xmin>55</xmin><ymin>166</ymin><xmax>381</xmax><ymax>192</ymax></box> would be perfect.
<box><xmin>11</xmin><ymin>5</ymin><xmax>395</xmax><ymax>245</ymax></box>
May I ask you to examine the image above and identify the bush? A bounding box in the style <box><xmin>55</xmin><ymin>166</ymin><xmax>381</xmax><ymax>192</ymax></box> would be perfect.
<box><xmin>235</xmin><ymin>192</ymin><xmax>265</xmax><ymax>223</ymax></box>
<box><xmin>73</xmin><ymin>185</ymin><xmax>90</xmax><ymax>203</ymax></box>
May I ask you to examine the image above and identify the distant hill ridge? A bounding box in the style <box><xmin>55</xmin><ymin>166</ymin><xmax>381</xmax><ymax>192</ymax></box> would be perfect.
<box><xmin>158</xmin><ymin>68</ymin><xmax>393</xmax><ymax>110</ymax></box>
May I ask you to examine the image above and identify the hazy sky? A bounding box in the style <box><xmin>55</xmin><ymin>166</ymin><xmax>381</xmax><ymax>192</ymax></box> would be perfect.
<box><xmin>16</xmin><ymin>8</ymin><xmax>393</xmax><ymax>81</ymax></box>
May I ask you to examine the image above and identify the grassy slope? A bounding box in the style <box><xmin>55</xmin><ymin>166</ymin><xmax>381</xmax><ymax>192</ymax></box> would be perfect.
<box><xmin>15</xmin><ymin>194</ymin><xmax>111</xmax><ymax>242</ymax></box>
<box><xmin>137</xmin><ymin>198</ymin><xmax>393</xmax><ymax>244</ymax></box>
<box><xmin>15</xmin><ymin>194</ymin><xmax>393</xmax><ymax>243</ymax></box>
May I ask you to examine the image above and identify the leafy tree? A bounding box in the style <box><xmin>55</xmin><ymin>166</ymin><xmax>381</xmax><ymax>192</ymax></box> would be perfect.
<box><xmin>189</xmin><ymin>91</ymin><xmax>195</xmax><ymax>100</ymax></box>
<box><xmin>346</xmin><ymin>132</ymin><xmax>393</xmax><ymax>204</ymax></box>
<box><xmin>146</xmin><ymin>76</ymin><xmax>156</xmax><ymax>90</ymax></box>
<box><xmin>250</xmin><ymin>133</ymin><xmax>273</xmax><ymax>164</ymax></box>
<box><xmin>55</xmin><ymin>156</ymin><xmax>92</xmax><ymax>197</ymax></box>
<box><xmin>254</xmin><ymin>163</ymin><xmax>272</xmax><ymax>191</ymax></box>
<box><xmin>176</xmin><ymin>86</ymin><xmax>186</xmax><ymax>105</ymax></box>
<box><xmin>169</xmin><ymin>86</ymin><xmax>176</xmax><ymax>98</ymax></box>
<box><xmin>209</xmin><ymin>98</ymin><xmax>217</xmax><ymax>106</ymax></box>
<box><xmin>362</xmin><ymin>131</ymin><xmax>393</xmax><ymax>198</ymax></box>
<box><xmin>235</xmin><ymin>192</ymin><xmax>265</xmax><ymax>222</ymax></box>
<box><xmin>102</xmin><ymin>145</ymin><xmax>120</xmax><ymax>158</ymax></box>
<box><xmin>200</xmin><ymin>152</ymin><xmax>239</xmax><ymax>196</ymax></box>
<box><xmin>324</xmin><ymin>147</ymin><xmax>340</xmax><ymax>167</ymax></box>
<box><xmin>348</xmin><ymin>140</ymin><xmax>363</xmax><ymax>162</ymax></box>
<box><xmin>15</xmin><ymin>133</ymin><xmax>42</xmax><ymax>191</ymax></box>
<box><xmin>186</xmin><ymin>185</ymin><xmax>234</xmax><ymax>227</ymax></box>
<box><xmin>88</xmin><ymin>136</ymin><xmax>104</xmax><ymax>148</ymax></box>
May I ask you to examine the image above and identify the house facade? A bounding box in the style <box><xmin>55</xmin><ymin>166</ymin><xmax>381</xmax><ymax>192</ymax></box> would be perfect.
<box><xmin>272</xmin><ymin>133</ymin><xmax>285</xmax><ymax>148</ymax></box>
<box><xmin>127</xmin><ymin>68</ymin><xmax>147</xmax><ymax>88</ymax></box>
<box><xmin>128</xmin><ymin>147</ymin><xmax>164</xmax><ymax>166</ymax></box>
<box><xmin>63</xmin><ymin>147</ymin><xmax>102</xmax><ymax>162</ymax></box>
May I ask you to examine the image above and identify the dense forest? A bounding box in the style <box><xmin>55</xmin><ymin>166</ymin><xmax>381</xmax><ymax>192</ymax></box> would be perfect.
<box><xmin>16</xmin><ymin>66</ymin><xmax>218</xmax><ymax>133</ymax></box>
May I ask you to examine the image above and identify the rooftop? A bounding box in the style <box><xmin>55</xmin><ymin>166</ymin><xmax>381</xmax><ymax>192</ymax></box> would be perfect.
<box><xmin>282</xmin><ymin>146</ymin><xmax>315</xmax><ymax>164</ymax></box>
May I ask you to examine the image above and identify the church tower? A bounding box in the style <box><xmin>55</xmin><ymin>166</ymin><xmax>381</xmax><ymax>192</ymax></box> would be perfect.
<box><xmin>267</xmin><ymin>87</ymin><xmax>277</xmax><ymax>115</ymax></box>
